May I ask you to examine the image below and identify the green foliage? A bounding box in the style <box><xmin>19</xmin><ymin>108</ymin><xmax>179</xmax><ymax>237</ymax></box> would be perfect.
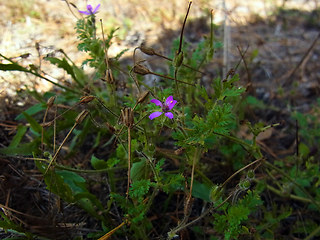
<box><xmin>213</xmin><ymin>190</ymin><xmax>263</xmax><ymax>240</ymax></box>
<box><xmin>0</xmin><ymin>212</ymin><xmax>34</xmax><ymax>239</ymax></box>
<box><xmin>129</xmin><ymin>179</ymin><xmax>154</xmax><ymax>201</ymax></box>
<box><xmin>173</xmin><ymin>100</ymin><xmax>236</xmax><ymax>149</ymax></box>
<box><xmin>1</xmin><ymin>3</ymin><xmax>320</xmax><ymax>240</ymax></box>
<box><xmin>45</xmin><ymin>57</ymin><xmax>85</xmax><ymax>87</ymax></box>
<box><xmin>292</xmin><ymin>107</ymin><xmax>320</xmax><ymax>146</ymax></box>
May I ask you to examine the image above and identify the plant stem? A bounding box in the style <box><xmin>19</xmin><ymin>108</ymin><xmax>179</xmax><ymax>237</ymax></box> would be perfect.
<box><xmin>126</xmin><ymin>127</ymin><xmax>132</xmax><ymax>198</ymax></box>
<box><xmin>264</xmin><ymin>161</ymin><xmax>320</xmax><ymax>211</ymax></box>
<box><xmin>221</xmin><ymin>158</ymin><xmax>264</xmax><ymax>189</ymax></box>
<box><xmin>304</xmin><ymin>224</ymin><xmax>320</xmax><ymax>240</ymax></box>
<box><xmin>44</xmin><ymin>121</ymin><xmax>78</xmax><ymax>176</ymax></box>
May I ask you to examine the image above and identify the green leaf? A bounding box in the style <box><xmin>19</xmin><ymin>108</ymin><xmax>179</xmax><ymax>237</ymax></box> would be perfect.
<box><xmin>299</xmin><ymin>142</ymin><xmax>310</xmax><ymax>158</ymax></box>
<box><xmin>107</xmin><ymin>157</ymin><xmax>120</xmax><ymax>168</ymax></box>
<box><xmin>9</xmin><ymin>125</ymin><xmax>28</xmax><ymax>148</ymax></box>
<box><xmin>250</xmin><ymin>48</ymin><xmax>259</xmax><ymax>61</ymax></box>
<box><xmin>0</xmin><ymin>63</ymin><xmax>29</xmax><ymax>72</ymax></box>
<box><xmin>91</xmin><ymin>155</ymin><xmax>109</xmax><ymax>170</ymax></box>
<box><xmin>74</xmin><ymin>192</ymin><xmax>105</xmax><ymax>220</ymax></box>
<box><xmin>74</xmin><ymin>192</ymin><xmax>105</xmax><ymax>211</ymax></box>
<box><xmin>0</xmin><ymin>140</ymin><xmax>40</xmax><ymax>156</ymax></box>
<box><xmin>191</xmin><ymin>180</ymin><xmax>211</xmax><ymax>202</ymax></box>
<box><xmin>35</xmin><ymin>162</ymin><xmax>75</xmax><ymax>203</ymax></box>
<box><xmin>45</xmin><ymin>57</ymin><xmax>76</xmax><ymax>80</ymax></box>
<box><xmin>56</xmin><ymin>170</ymin><xmax>87</xmax><ymax>194</ymax></box>
<box><xmin>15</xmin><ymin>103</ymin><xmax>46</xmax><ymax>120</ymax></box>
<box><xmin>76</xmin><ymin>196</ymin><xmax>100</xmax><ymax>219</ymax></box>
<box><xmin>245</xmin><ymin>95</ymin><xmax>266</xmax><ymax>109</ymax></box>
<box><xmin>22</xmin><ymin>112</ymin><xmax>42</xmax><ymax>134</ymax></box>
<box><xmin>0</xmin><ymin>212</ymin><xmax>33</xmax><ymax>238</ymax></box>
<box><xmin>129</xmin><ymin>179</ymin><xmax>152</xmax><ymax>200</ymax></box>
<box><xmin>131</xmin><ymin>159</ymin><xmax>148</xmax><ymax>182</ymax></box>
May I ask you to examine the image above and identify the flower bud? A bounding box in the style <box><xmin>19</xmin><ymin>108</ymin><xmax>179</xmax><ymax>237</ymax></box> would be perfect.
<box><xmin>173</xmin><ymin>51</ymin><xmax>184</xmax><ymax>68</ymax></box>
<box><xmin>75</xmin><ymin>110</ymin><xmax>89</xmax><ymax>124</ymax></box>
<box><xmin>140</xmin><ymin>45</ymin><xmax>156</xmax><ymax>56</ymax></box>
<box><xmin>137</xmin><ymin>91</ymin><xmax>150</xmax><ymax>104</ymax></box>
<box><xmin>120</xmin><ymin>108</ymin><xmax>134</xmax><ymax>128</ymax></box>
<box><xmin>246</xmin><ymin>170</ymin><xmax>255</xmax><ymax>179</ymax></box>
<box><xmin>209</xmin><ymin>184</ymin><xmax>223</xmax><ymax>203</ymax></box>
<box><xmin>105</xmin><ymin>68</ymin><xmax>115</xmax><ymax>84</ymax></box>
<box><xmin>133</xmin><ymin>64</ymin><xmax>150</xmax><ymax>75</ymax></box>
<box><xmin>239</xmin><ymin>179</ymin><xmax>251</xmax><ymax>190</ymax></box>
<box><xmin>281</xmin><ymin>182</ymin><xmax>293</xmax><ymax>197</ymax></box>
<box><xmin>174</xmin><ymin>148</ymin><xmax>185</xmax><ymax>156</ymax></box>
<box><xmin>46</xmin><ymin>96</ymin><xmax>56</xmax><ymax>108</ymax></box>
<box><xmin>43</xmin><ymin>151</ymin><xmax>51</xmax><ymax>158</ymax></box>
<box><xmin>80</xmin><ymin>95</ymin><xmax>95</xmax><ymax>104</ymax></box>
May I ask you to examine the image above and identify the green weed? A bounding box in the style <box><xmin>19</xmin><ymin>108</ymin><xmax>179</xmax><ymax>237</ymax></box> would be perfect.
<box><xmin>1</xmin><ymin>2</ymin><xmax>320</xmax><ymax>240</ymax></box>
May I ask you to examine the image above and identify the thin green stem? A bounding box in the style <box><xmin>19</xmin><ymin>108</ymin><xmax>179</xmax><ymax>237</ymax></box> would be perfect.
<box><xmin>29</xmin><ymin>157</ymin><xmax>124</xmax><ymax>173</ymax></box>
<box><xmin>221</xmin><ymin>158</ymin><xmax>264</xmax><ymax>189</ymax></box>
<box><xmin>44</xmin><ymin>122</ymin><xmax>78</xmax><ymax>176</ymax></box>
<box><xmin>126</xmin><ymin>127</ymin><xmax>132</xmax><ymax>198</ymax></box>
<box><xmin>304</xmin><ymin>225</ymin><xmax>320</xmax><ymax>240</ymax></box>
<box><xmin>263</xmin><ymin>181</ymin><xmax>319</xmax><ymax>205</ymax></box>
<box><xmin>264</xmin><ymin>161</ymin><xmax>320</xmax><ymax>211</ymax></box>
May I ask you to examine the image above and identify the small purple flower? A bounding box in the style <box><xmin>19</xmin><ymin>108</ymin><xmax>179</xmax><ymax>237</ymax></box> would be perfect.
<box><xmin>78</xmin><ymin>4</ymin><xmax>101</xmax><ymax>15</ymax></box>
<box><xmin>149</xmin><ymin>96</ymin><xmax>177</xmax><ymax>120</ymax></box>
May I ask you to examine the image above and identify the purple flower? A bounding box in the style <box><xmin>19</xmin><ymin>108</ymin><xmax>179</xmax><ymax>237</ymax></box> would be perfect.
<box><xmin>78</xmin><ymin>4</ymin><xmax>101</xmax><ymax>15</ymax></box>
<box><xmin>149</xmin><ymin>96</ymin><xmax>177</xmax><ymax>120</ymax></box>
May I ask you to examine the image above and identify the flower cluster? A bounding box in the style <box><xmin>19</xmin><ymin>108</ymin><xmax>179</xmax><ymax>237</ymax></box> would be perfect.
<box><xmin>78</xmin><ymin>4</ymin><xmax>100</xmax><ymax>15</ymax></box>
<box><xmin>149</xmin><ymin>96</ymin><xmax>177</xmax><ymax>120</ymax></box>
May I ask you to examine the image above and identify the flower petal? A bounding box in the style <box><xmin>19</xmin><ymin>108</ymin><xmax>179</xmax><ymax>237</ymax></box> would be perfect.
<box><xmin>165</xmin><ymin>96</ymin><xmax>173</xmax><ymax>105</ymax></box>
<box><xmin>149</xmin><ymin>111</ymin><xmax>163</xmax><ymax>120</ymax></box>
<box><xmin>165</xmin><ymin>112</ymin><xmax>174</xmax><ymax>119</ymax></box>
<box><xmin>165</xmin><ymin>96</ymin><xmax>177</xmax><ymax>110</ymax></box>
<box><xmin>78</xmin><ymin>10</ymin><xmax>91</xmax><ymax>15</ymax></box>
<box><xmin>150</xmin><ymin>99</ymin><xmax>163</xmax><ymax>107</ymax></box>
<box><xmin>87</xmin><ymin>4</ymin><xmax>93</xmax><ymax>11</ymax></box>
<box><xmin>93</xmin><ymin>4</ymin><xmax>101</xmax><ymax>14</ymax></box>
<box><xmin>167</xmin><ymin>100</ymin><xmax>177</xmax><ymax>110</ymax></box>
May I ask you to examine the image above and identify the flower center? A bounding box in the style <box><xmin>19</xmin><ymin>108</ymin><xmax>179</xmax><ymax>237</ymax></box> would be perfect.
<box><xmin>162</xmin><ymin>104</ymin><xmax>169</xmax><ymax>112</ymax></box>
<box><xmin>163</xmin><ymin>100</ymin><xmax>173</xmax><ymax>112</ymax></box>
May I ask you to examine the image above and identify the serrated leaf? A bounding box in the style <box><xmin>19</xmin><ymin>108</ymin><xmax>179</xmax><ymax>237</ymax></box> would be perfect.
<box><xmin>45</xmin><ymin>57</ymin><xmax>76</xmax><ymax>80</ymax></box>
<box><xmin>224</xmin><ymin>86</ymin><xmax>245</xmax><ymax>97</ymax></box>
<box><xmin>129</xmin><ymin>179</ymin><xmax>152</xmax><ymax>200</ymax></box>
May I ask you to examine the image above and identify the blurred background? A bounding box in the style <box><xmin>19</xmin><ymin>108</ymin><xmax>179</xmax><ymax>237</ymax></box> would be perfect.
<box><xmin>0</xmin><ymin>0</ymin><xmax>319</xmax><ymax>98</ymax></box>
